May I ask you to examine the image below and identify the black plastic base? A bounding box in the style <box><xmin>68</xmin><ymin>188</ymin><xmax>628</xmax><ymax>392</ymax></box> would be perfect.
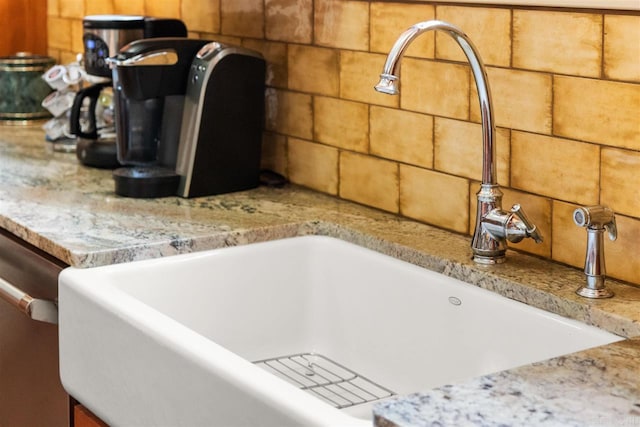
<box><xmin>113</xmin><ymin>167</ymin><xmax>180</xmax><ymax>198</ymax></box>
<box><xmin>76</xmin><ymin>138</ymin><xmax>120</xmax><ymax>169</ymax></box>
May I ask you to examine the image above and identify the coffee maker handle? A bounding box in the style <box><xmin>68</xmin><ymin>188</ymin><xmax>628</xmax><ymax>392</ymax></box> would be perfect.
<box><xmin>69</xmin><ymin>83</ymin><xmax>108</xmax><ymax>140</ymax></box>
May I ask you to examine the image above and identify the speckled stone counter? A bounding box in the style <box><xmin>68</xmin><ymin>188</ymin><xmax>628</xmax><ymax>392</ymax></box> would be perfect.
<box><xmin>1</xmin><ymin>126</ymin><xmax>639</xmax><ymax>426</ymax></box>
<box><xmin>374</xmin><ymin>337</ymin><xmax>640</xmax><ymax>427</ymax></box>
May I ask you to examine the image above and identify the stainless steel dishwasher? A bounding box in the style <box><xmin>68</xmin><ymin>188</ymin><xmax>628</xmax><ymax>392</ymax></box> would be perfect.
<box><xmin>0</xmin><ymin>228</ymin><xmax>69</xmax><ymax>427</ymax></box>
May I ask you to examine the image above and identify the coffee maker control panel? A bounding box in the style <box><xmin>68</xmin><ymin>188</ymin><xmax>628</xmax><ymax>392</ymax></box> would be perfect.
<box><xmin>84</xmin><ymin>34</ymin><xmax>112</xmax><ymax>74</ymax></box>
<box><xmin>196</xmin><ymin>42</ymin><xmax>223</xmax><ymax>60</ymax></box>
<box><xmin>189</xmin><ymin>43</ymin><xmax>224</xmax><ymax>86</ymax></box>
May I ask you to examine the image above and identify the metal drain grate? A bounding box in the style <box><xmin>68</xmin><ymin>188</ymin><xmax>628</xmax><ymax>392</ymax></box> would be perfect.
<box><xmin>253</xmin><ymin>352</ymin><xmax>395</xmax><ymax>409</ymax></box>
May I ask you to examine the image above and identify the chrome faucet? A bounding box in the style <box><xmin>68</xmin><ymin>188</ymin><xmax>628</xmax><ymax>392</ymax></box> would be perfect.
<box><xmin>573</xmin><ymin>205</ymin><xmax>617</xmax><ymax>298</ymax></box>
<box><xmin>374</xmin><ymin>20</ymin><xmax>543</xmax><ymax>264</ymax></box>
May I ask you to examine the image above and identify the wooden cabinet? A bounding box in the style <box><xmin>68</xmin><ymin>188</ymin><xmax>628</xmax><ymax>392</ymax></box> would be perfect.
<box><xmin>74</xmin><ymin>405</ymin><xmax>109</xmax><ymax>427</ymax></box>
<box><xmin>0</xmin><ymin>0</ymin><xmax>47</xmax><ymax>56</ymax></box>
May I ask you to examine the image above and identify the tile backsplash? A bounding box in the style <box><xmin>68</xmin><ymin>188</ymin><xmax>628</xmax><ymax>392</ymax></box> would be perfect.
<box><xmin>47</xmin><ymin>0</ymin><xmax>640</xmax><ymax>285</ymax></box>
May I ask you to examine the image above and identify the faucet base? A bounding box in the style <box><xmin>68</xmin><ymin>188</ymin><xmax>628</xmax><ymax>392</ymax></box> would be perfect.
<box><xmin>576</xmin><ymin>286</ymin><xmax>614</xmax><ymax>299</ymax></box>
<box><xmin>473</xmin><ymin>253</ymin><xmax>506</xmax><ymax>265</ymax></box>
<box><xmin>576</xmin><ymin>275</ymin><xmax>614</xmax><ymax>298</ymax></box>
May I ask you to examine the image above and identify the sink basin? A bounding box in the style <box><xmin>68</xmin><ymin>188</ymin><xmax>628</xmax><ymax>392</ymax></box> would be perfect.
<box><xmin>59</xmin><ymin>235</ymin><xmax>622</xmax><ymax>426</ymax></box>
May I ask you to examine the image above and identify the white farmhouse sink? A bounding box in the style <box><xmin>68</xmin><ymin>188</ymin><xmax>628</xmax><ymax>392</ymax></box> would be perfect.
<box><xmin>59</xmin><ymin>235</ymin><xmax>622</xmax><ymax>426</ymax></box>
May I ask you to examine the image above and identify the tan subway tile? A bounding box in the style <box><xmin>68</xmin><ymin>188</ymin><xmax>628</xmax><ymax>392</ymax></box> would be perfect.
<box><xmin>513</xmin><ymin>10</ymin><xmax>602</xmax><ymax>77</ymax></box>
<box><xmin>552</xmin><ymin>200</ymin><xmax>586</xmax><ymax>269</ymax></box>
<box><xmin>370</xmin><ymin>106</ymin><xmax>433</xmax><ymax>168</ymax></box>
<box><xmin>467</xmin><ymin>184</ymin><xmax>476</xmax><ymax>238</ymax></box>
<box><xmin>47</xmin><ymin>48</ymin><xmax>61</xmax><ymax>63</ymax></box>
<box><xmin>85</xmin><ymin>0</ymin><xmax>115</xmax><ymax>15</ymax></box>
<box><xmin>402</xmin><ymin>58</ymin><xmax>470</xmax><ymax>120</ymax></box>
<box><xmin>434</xmin><ymin>118</ymin><xmax>510</xmax><ymax>185</ymax></box>
<box><xmin>288</xmin><ymin>45</ymin><xmax>339</xmax><ymax>96</ymax></box>
<box><xmin>469</xmin><ymin>186</ymin><xmax>552</xmax><ymax>257</ymax></box>
<box><xmin>340</xmin><ymin>51</ymin><xmax>399</xmax><ymax>108</ymax></box>
<box><xmin>261</xmin><ymin>133</ymin><xmax>287</xmax><ymax>176</ymax></box>
<box><xmin>265</xmin><ymin>0</ymin><xmax>312</xmax><ymax>43</ymax></box>
<box><xmin>601</xmin><ymin>148</ymin><xmax>640</xmax><ymax>218</ymax></box>
<box><xmin>470</xmin><ymin>67</ymin><xmax>552</xmax><ymax>135</ymax></box>
<box><xmin>605</xmin><ymin>214</ymin><xmax>640</xmax><ymax>285</ymax></box>
<box><xmin>400</xmin><ymin>165</ymin><xmax>469</xmax><ymax>233</ymax></box>
<box><xmin>113</xmin><ymin>0</ymin><xmax>144</xmax><ymax>14</ymax></box>
<box><xmin>48</xmin><ymin>0</ymin><xmax>59</xmax><ymax>16</ymax></box>
<box><xmin>264</xmin><ymin>89</ymin><xmax>313</xmax><ymax>139</ymax></box>
<box><xmin>314</xmin><ymin>0</ymin><xmax>369</xmax><ymax>51</ymax></box>
<box><xmin>604</xmin><ymin>15</ymin><xmax>640</xmax><ymax>82</ymax></box>
<box><xmin>144</xmin><ymin>0</ymin><xmax>180</xmax><ymax>17</ymax></box>
<box><xmin>181</xmin><ymin>0</ymin><xmax>220</xmax><ymax>33</ymax></box>
<box><xmin>436</xmin><ymin>6</ymin><xmax>511</xmax><ymax>67</ymax></box>
<box><xmin>554</xmin><ymin>76</ymin><xmax>640</xmax><ymax>150</ymax></box>
<box><xmin>314</xmin><ymin>97</ymin><xmax>369</xmax><ymax>153</ymax></box>
<box><xmin>59</xmin><ymin>0</ymin><xmax>84</xmax><ymax>18</ymax></box>
<box><xmin>340</xmin><ymin>152</ymin><xmax>399</xmax><ymax>213</ymax></box>
<box><xmin>220</xmin><ymin>0</ymin><xmax>264</xmax><ymax>38</ymax></box>
<box><xmin>208</xmin><ymin>34</ymin><xmax>242</xmax><ymax>45</ymax></box>
<box><xmin>71</xmin><ymin>19</ymin><xmax>84</xmax><ymax>54</ymax></box>
<box><xmin>242</xmin><ymin>39</ymin><xmax>287</xmax><ymax>88</ymax></box>
<box><xmin>467</xmin><ymin>184</ymin><xmax>477</xmax><ymax>238</ymax></box>
<box><xmin>60</xmin><ymin>51</ymin><xmax>79</xmax><ymax>65</ymax></box>
<box><xmin>288</xmin><ymin>138</ymin><xmax>339</xmax><ymax>195</ymax></box>
<box><xmin>47</xmin><ymin>17</ymin><xmax>73</xmax><ymax>50</ymax></box>
<box><xmin>511</xmin><ymin>131</ymin><xmax>599</xmax><ymax>205</ymax></box>
<box><xmin>370</xmin><ymin>2</ymin><xmax>435</xmax><ymax>58</ymax></box>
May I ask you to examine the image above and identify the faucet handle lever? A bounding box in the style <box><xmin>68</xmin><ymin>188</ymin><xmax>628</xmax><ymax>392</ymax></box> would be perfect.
<box><xmin>510</xmin><ymin>204</ymin><xmax>543</xmax><ymax>243</ymax></box>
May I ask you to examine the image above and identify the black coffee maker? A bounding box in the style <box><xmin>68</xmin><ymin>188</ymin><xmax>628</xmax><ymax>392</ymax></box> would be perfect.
<box><xmin>108</xmin><ymin>38</ymin><xmax>210</xmax><ymax>197</ymax></box>
<box><xmin>175</xmin><ymin>42</ymin><xmax>266</xmax><ymax>198</ymax></box>
<box><xmin>109</xmin><ymin>39</ymin><xmax>266</xmax><ymax>199</ymax></box>
<box><xmin>70</xmin><ymin>15</ymin><xmax>187</xmax><ymax>169</ymax></box>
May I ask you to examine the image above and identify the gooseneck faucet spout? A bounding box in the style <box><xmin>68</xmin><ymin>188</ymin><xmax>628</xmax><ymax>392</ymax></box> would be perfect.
<box><xmin>375</xmin><ymin>20</ymin><xmax>543</xmax><ymax>264</ymax></box>
<box><xmin>375</xmin><ymin>20</ymin><xmax>496</xmax><ymax>186</ymax></box>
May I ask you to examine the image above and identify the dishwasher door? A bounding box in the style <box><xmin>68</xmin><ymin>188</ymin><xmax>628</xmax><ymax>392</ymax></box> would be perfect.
<box><xmin>0</xmin><ymin>229</ymin><xmax>69</xmax><ymax>427</ymax></box>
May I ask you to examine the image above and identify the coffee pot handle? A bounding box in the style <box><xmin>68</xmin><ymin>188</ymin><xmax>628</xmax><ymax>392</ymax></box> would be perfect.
<box><xmin>69</xmin><ymin>83</ymin><xmax>108</xmax><ymax>140</ymax></box>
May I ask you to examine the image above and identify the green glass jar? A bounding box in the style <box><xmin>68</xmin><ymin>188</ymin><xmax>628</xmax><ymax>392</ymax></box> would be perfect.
<box><xmin>0</xmin><ymin>53</ymin><xmax>55</xmax><ymax>124</ymax></box>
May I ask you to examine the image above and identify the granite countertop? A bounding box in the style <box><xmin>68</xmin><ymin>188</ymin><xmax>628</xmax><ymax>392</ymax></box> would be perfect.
<box><xmin>1</xmin><ymin>126</ymin><xmax>639</xmax><ymax>426</ymax></box>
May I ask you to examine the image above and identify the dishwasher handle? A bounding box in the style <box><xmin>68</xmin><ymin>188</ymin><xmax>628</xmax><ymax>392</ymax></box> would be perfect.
<box><xmin>0</xmin><ymin>276</ymin><xmax>58</xmax><ymax>324</ymax></box>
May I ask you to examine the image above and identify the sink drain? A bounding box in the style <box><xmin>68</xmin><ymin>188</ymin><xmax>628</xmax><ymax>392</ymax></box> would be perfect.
<box><xmin>253</xmin><ymin>353</ymin><xmax>395</xmax><ymax>409</ymax></box>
